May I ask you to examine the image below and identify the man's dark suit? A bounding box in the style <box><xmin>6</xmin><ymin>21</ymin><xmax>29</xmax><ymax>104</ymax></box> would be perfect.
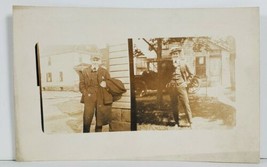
<box><xmin>79</xmin><ymin>66</ymin><xmax>112</xmax><ymax>132</ymax></box>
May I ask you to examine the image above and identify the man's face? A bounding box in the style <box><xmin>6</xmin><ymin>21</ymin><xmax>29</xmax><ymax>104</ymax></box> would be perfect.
<box><xmin>171</xmin><ymin>51</ymin><xmax>181</xmax><ymax>67</ymax></box>
<box><xmin>91</xmin><ymin>58</ymin><xmax>101</xmax><ymax>71</ymax></box>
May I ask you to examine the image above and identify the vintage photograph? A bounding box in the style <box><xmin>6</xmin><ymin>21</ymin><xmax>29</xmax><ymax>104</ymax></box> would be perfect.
<box><xmin>129</xmin><ymin>37</ymin><xmax>236</xmax><ymax>130</ymax></box>
<box><xmin>13</xmin><ymin>6</ymin><xmax>259</xmax><ymax>162</ymax></box>
<box><xmin>38</xmin><ymin>42</ymin><xmax>131</xmax><ymax>133</ymax></box>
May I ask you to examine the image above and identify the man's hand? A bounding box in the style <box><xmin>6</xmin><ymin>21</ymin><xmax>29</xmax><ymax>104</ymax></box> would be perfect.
<box><xmin>100</xmin><ymin>81</ymin><xmax>107</xmax><ymax>88</ymax></box>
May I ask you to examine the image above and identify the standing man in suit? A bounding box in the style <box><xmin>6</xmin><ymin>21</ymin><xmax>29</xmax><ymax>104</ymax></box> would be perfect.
<box><xmin>167</xmin><ymin>46</ymin><xmax>193</xmax><ymax>127</ymax></box>
<box><xmin>79</xmin><ymin>53</ymin><xmax>113</xmax><ymax>133</ymax></box>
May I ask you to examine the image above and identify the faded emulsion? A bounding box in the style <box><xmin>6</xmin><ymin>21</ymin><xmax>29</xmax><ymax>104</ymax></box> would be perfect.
<box><xmin>131</xmin><ymin>37</ymin><xmax>236</xmax><ymax>130</ymax></box>
<box><xmin>39</xmin><ymin>43</ymin><xmax>131</xmax><ymax>133</ymax></box>
<box><xmin>37</xmin><ymin>36</ymin><xmax>236</xmax><ymax>133</ymax></box>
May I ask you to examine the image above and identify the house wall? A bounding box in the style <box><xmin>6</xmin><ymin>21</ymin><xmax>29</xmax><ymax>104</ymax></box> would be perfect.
<box><xmin>192</xmin><ymin>45</ymin><xmax>232</xmax><ymax>88</ymax></box>
<box><xmin>41</xmin><ymin>52</ymin><xmax>91</xmax><ymax>91</ymax></box>
<box><xmin>108</xmin><ymin>43</ymin><xmax>131</xmax><ymax>131</ymax></box>
<box><xmin>41</xmin><ymin>52</ymin><xmax>77</xmax><ymax>90</ymax></box>
<box><xmin>40</xmin><ymin>47</ymin><xmax>110</xmax><ymax>91</ymax></box>
<box><xmin>182</xmin><ymin>39</ymin><xmax>195</xmax><ymax>72</ymax></box>
<box><xmin>221</xmin><ymin>50</ymin><xmax>231</xmax><ymax>87</ymax></box>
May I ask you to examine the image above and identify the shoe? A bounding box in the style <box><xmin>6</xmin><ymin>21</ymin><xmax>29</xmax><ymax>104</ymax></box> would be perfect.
<box><xmin>180</xmin><ymin>122</ymin><xmax>191</xmax><ymax>128</ymax></box>
<box><xmin>168</xmin><ymin>122</ymin><xmax>176</xmax><ymax>127</ymax></box>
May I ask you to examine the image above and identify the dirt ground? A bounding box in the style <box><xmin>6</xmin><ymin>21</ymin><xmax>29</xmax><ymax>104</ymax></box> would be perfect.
<box><xmin>136</xmin><ymin>87</ymin><xmax>236</xmax><ymax>130</ymax></box>
<box><xmin>42</xmin><ymin>86</ymin><xmax>236</xmax><ymax>133</ymax></box>
<box><xmin>42</xmin><ymin>91</ymin><xmax>109</xmax><ymax>134</ymax></box>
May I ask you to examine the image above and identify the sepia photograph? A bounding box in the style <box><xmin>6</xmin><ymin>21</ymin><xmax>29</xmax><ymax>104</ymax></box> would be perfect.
<box><xmin>129</xmin><ymin>37</ymin><xmax>236</xmax><ymax>130</ymax></box>
<box><xmin>37</xmin><ymin>42</ymin><xmax>131</xmax><ymax>133</ymax></box>
<box><xmin>13</xmin><ymin>6</ymin><xmax>259</xmax><ymax>162</ymax></box>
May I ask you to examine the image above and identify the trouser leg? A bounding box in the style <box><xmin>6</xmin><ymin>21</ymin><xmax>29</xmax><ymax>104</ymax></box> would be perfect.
<box><xmin>95</xmin><ymin>126</ymin><xmax>102</xmax><ymax>132</ymax></box>
<box><xmin>169</xmin><ymin>89</ymin><xmax>179</xmax><ymax>126</ymax></box>
<box><xmin>83</xmin><ymin>96</ymin><xmax>96</xmax><ymax>133</ymax></box>
<box><xmin>94</xmin><ymin>99</ymin><xmax>103</xmax><ymax>132</ymax></box>
<box><xmin>83</xmin><ymin>105</ymin><xmax>95</xmax><ymax>133</ymax></box>
<box><xmin>177</xmin><ymin>87</ymin><xmax>192</xmax><ymax>124</ymax></box>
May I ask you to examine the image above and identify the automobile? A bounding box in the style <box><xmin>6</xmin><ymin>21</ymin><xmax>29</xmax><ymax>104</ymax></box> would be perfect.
<box><xmin>134</xmin><ymin>59</ymin><xmax>200</xmax><ymax>97</ymax></box>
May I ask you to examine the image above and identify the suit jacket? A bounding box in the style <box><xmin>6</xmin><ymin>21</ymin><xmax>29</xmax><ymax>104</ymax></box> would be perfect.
<box><xmin>79</xmin><ymin>66</ymin><xmax>113</xmax><ymax>125</ymax></box>
<box><xmin>180</xmin><ymin>63</ymin><xmax>193</xmax><ymax>82</ymax></box>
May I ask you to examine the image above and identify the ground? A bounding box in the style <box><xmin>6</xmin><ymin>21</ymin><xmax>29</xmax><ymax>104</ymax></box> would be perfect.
<box><xmin>42</xmin><ymin>86</ymin><xmax>235</xmax><ymax>133</ymax></box>
<box><xmin>137</xmin><ymin>86</ymin><xmax>236</xmax><ymax>130</ymax></box>
<box><xmin>42</xmin><ymin>91</ymin><xmax>109</xmax><ymax>134</ymax></box>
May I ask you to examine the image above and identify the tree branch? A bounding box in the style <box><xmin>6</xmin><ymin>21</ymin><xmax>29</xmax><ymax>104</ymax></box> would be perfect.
<box><xmin>142</xmin><ymin>38</ymin><xmax>157</xmax><ymax>53</ymax></box>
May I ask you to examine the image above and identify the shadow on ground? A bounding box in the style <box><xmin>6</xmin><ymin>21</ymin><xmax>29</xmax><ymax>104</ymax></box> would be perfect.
<box><xmin>136</xmin><ymin>94</ymin><xmax>236</xmax><ymax>128</ymax></box>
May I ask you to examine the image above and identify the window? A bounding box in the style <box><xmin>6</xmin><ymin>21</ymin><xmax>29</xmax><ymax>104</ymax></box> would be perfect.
<box><xmin>198</xmin><ymin>57</ymin><xmax>205</xmax><ymax>65</ymax></box>
<box><xmin>46</xmin><ymin>73</ymin><xmax>52</xmax><ymax>82</ymax></box>
<box><xmin>59</xmin><ymin>72</ymin><xmax>63</xmax><ymax>82</ymax></box>
<box><xmin>136</xmin><ymin>57</ymin><xmax>147</xmax><ymax>68</ymax></box>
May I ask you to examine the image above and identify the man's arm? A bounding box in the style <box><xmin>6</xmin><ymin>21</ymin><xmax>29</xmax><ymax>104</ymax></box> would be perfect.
<box><xmin>100</xmin><ymin>68</ymin><xmax>111</xmax><ymax>88</ymax></box>
<box><xmin>104</xmin><ymin>68</ymin><xmax>111</xmax><ymax>80</ymax></box>
<box><xmin>185</xmin><ymin>64</ymin><xmax>193</xmax><ymax>76</ymax></box>
<box><xmin>185</xmin><ymin>64</ymin><xmax>194</xmax><ymax>86</ymax></box>
<box><xmin>79</xmin><ymin>71</ymin><xmax>87</xmax><ymax>94</ymax></box>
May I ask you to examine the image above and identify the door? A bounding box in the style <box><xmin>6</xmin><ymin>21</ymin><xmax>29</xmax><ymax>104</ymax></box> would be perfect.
<box><xmin>195</xmin><ymin>56</ymin><xmax>206</xmax><ymax>78</ymax></box>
